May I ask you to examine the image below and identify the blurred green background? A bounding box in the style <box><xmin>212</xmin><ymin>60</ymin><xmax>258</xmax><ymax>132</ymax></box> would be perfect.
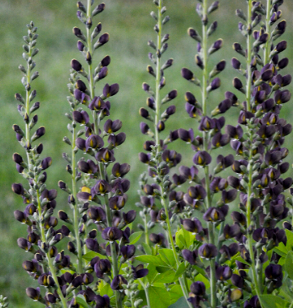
<box><xmin>1</xmin><ymin>0</ymin><xmax>293</xmax><ymax>306</ymax></box>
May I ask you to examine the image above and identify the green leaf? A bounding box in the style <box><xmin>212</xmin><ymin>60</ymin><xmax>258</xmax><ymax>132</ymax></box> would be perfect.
<box><xmin>233</xmin><ymin>255</ymin><xmax>251</xmax><ymax>266</ymax></box>
<box><xmin>274</xmin><ymin>229</ymin><xmax>293</xmax><ymax>258</ymax></box>
<box><xmin>169</xmin><ymin>285</ymin><xmax>184</xmax><ymax>305</ymax></box>
<box><xmin>82</xmin><ymin>251</ymin><xmax>108</xmax><ymax>262</ymax></box>
<box><xmin>60</xmin><ymin>269</ymin><xmax>75</xmax><ymax>275</ymax></box>
<box><xmin>274</xmin><ymin>247</ymin><xmax>287</xmax><ymax>258</ymax></box>
<box><xmin>159</xmin><ymin>249</ymin><xmax>177</xmax><ymax>269</ymax></box>
<box><xmin>168</xmin><ymin>296</ymin><xmax>189</xmax><ymax>308</ymax></box>
<box><xmin>175</xmin><ymin>227</ymin><xmax>195</xmax><ymax>249</ymax></box>
<box><xmin>279</xmin><ymin>278</ymin><xmax>293</xmax><ymax>302</ymax></box>
<box><xmin>285</xmin><ymin>251</ymin><xmax>293</xmax><ymax>279</ymax></box>
<box><xmin>259</xmin><ymin>295</ymin><xmax>290</xmax><ymax>308</ymax></box>
<box><xmin>135</xmin><ymin>255</ymin><xmax>166</xmax><ymax>267</ymax></box>
<box><xmin>286</xmin><ymin>229</ymin><xmax>293</xmax><ymax>248</ymax></box>
<box><xmin>175</xmin><ymin>262</ymin><xmax>186</xmax><ymax>279</ymax></box>
<box><xmin>129</xmin><ymin>231</ymin><xmax>143</xmax><ymax>245</ymax></box>
<box><xmin>142</xmin><ymin>242</ymin><xmax>152</xmax><ymax>255</ymax></box>
<box><xmin>148</xmin><ymin>286</ymin><xmax>170</xmax><ymax>308</ymax></box>
<box><xmin>152</xmin><ymin>269</ymin><xmax>176</xmax><ymax>284</ymax></box>
<box><xmin>76</xmin><ymin>295</ymin><xmax>90</xmax><ymax>308</ymax></box>
<box><xmin>145</xmin><ymin>264</ymin><xmax>158</xmax><ymax>284</ymax></box>
<box><xmin>98</xmin><ymin>280</ymin><xmax>113</xmax><ymax>297</ymax></box>
<box><xmin>193</xmin><ymin>265</ymin><xmax>206</xmax><ymax>277</ymax></box>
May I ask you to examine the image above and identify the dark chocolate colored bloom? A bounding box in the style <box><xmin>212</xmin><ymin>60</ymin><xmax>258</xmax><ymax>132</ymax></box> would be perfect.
<box><xmin>26</xmin><ymin>287</ymin><xmax>41</xmax><ymax>301</ymax></box>
<box><xmin>102</xmin><ymin>227</ymin><xmax>123</xmax><ymax>241</ymax></box>
<box><xmin>193</xmin><ymin>151</ymin><xmax>212</xmax><ymax>166</ymax></box>
<box><xmin>111</xmin><ymin>275</ymin><xmax>127</xmax><ymax>290</ymax></box>
<box><xmin>12</xmin><ymin>183</ymin><xmax>24</xmax><ymax>195</ymax></box>
<box><xmin>190</xmin><ymin>281</ymin><xmax>205</xmax><ymax>296</ymax></box>
<box><xmin>198</xmin><ymin>243</ymin><xmax>217</xmax><ymax>259</ymax></box>
<box><xmin>85</xmin><ymin>238</ymin><xmax>99</xmax><ymax>252</ymax></box>
<box><xmin>120</xmin><ymin>245</ymin><xmax>136</xmax><ymax>260</ymax></box>
<box><xmin>95</xmin><ymin>295</ymin><xmax>110</xmax><ymax>308</ymax></box>
<box><xmin>182</xmin><ymin>249</ymin><xmax>198</xmax><ymax>265</ymax></box>
<box><xmin>149</xmin><ymin>233</ymin><xmax>166</xmax><ymax>246</ymax></box>
<box><xmin>183</xmin><ymin>218</ymin><xmax>203</xmax><ymax>233</ymax></box>
<box><xmin>132</xmin><ymin>264</ymin><xmax>148</xmax><ymax>279</ymax></box>
<box><xmin>94</xmin><ymin>259</ymin><xmax>111</xmax><ymax>278</ymax></box>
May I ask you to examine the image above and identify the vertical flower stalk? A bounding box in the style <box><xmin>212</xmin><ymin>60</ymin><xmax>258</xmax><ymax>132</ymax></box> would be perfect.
<box><xmin>59</xmin><ymin>71</ymin><xmax>85</xmax><ymax>276</ymax></box>
<box><xmin>181</xmin><ymin>1</ymin><xmax>232</xmax><ymax>307</ymax></box>
<box><xmin>138</xmin><ymin>0</ymin><xmax>192</xmax><ymax>306</ymax></box>
<box><xmin>12</xmin><ymin>22</ymin><xmax>68</xmax><ymax>307</ymax></box>
<box><xmin>232</xmin><ymin>0</ymin><xmax>290</xmax><ymax>305</ymax></box>
<box><xmin>63</xmin><ymin>1</ymin><xmax>144</xmax><ymax>307</ymax></box>
<box><xmin>263</xmin><ymin>0</ymin><xmax>284</xmax><ymax>64</ymax></box>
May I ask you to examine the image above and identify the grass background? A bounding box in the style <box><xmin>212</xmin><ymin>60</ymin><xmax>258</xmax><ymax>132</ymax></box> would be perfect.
<box><xmin>1</xmin><ymin>0</ymin><xmax>293</xmax><ymax>306</ymax></box>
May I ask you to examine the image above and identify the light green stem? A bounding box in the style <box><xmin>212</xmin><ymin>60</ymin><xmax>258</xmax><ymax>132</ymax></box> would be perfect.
<box><xmin>25</xmin><ymin>46</ymin><xmax>32</xmax><ymax>163</ymax></box>
<box><xmin>144</xmin><ymin>215</ymin><xmax>150</xmax><ymax>246</ymax></box>
<box><xmin>246</xmin><ymin>151</ymin><xmax>261</xmax><ymax>298</ymax></box>
<box><xmin>160</xmin><ymin>187</ymin><xmax>193</xmax><ymax>308</ymax></box>
<box><xmin>24</xmin><ymin>40</ymin><xmax>67</xmax><ymax>307</ymax></box>
<box><xmin>246</xmin><ymin>0</ymin><xmax>253</xmax><ymax>112</ymax></box>
<box><xmin>245</xmin><ymin>0</ymin><xmax>263</xmax><ymax>301</ymax></box>
<box><xmin>104</xmin><ymin>194</ymin><xmax>122</xmax><ymax>308</ymax></box>
<box><xmin>201</xmin><ymin>0</ymin><xmax>217</xmax><ymax>306</ymax></box>
<box><xmin>139</xmin><ymin>280</ymin><xmax>151</xmax><ymax>308</ymax></box>
<box><xmin>264</xmin><ymin>0</ymin><xmax>271</xmax><ymax>65</ymax></box>
<box><xmin>86</xmin><ymin>0</ymin><xmax>98</xmax><ymax>135</ymax></box>
<box><xmin>72</xmin><ymin>127</ymin><xmax>83</xmax><ymax>274</ymax></box>
<box><xmin>154</xmin><ymin>0</ymin><xmax>162</xmax><ymax>147</ymax></box>
<box><xmin>153</xmin><ymin>1</ymin><xmax>192</xmax><ymax>306</ymax></box>
<box><xmin>36</xmin><ymin>191</ymin><xmax>68</xmax><ymax>308</ymax></box>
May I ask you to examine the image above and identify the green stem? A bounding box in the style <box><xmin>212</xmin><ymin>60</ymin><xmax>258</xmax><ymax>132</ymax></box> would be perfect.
<box><xmin>154</xmin><ymin>0</ymin><xmax>162</xmax><ymax>148</ymax></box>
<box><xmin>216</xmin><ymin>221</ymin><xmax>224</xmax><ymax>263</ymax></box>
<box><xmin>24</xmin><ymin>41</ymin><xmax>67</xmax><ymax>307</ymax></box>
<box><xmin>25</xmin><ymin>46</ymin><xmax>32</xmax><ymax>163</ymax></box>
<box><xmin>139</xmin><ymin>280</ymin><xmax>151</xmax><ymax>308</ymax></box>
<box><xmin>86</xmin><ymin>0</ymin><xmax>98</xmax><ymax>135</ymax></box>
<box><xmin>72</xmin><ymin>127</ymin><xmax>83</xmax><ymax>274</ymax></box>
<box><xmin>246</xmin><ymin>150</ymin><xmax>261</xmax><ymax>298</ymax></box>
<box><xmin>256</xmin><ymin>248</ymin><xmax>263</xmax><ymax>293</ymax></box>
<box><xmin>104</xmin><ymin>194</ymin><xmax>122</xmax><ymax>308</ymax></box>
<box><xmin>144</xmin><ymin>214</ymin><xmax>150</xmax><ymax>247</ymax></box>
<box><xmin>264</xmin><ymin>0</ymin><xmax>271</xmax><ymax>65</ymax></box>
<box><xmin>160</xmin><ymin>187</ymin><xmax>193</xmax><ymax>308</ymax></box>
<box><xmin>201</xmin><ymin>0</ymin><xmax>217</xmax><ymax>306</ymax></box>
<box><xmin>246</xmin><ymin>0</ymin><xmax>253</xmax><ymax>112</ymax></box>
<box><xmin>36</xmin><ymin>191</ymin><xmax>67</xmax><ymax>308</ymax></box>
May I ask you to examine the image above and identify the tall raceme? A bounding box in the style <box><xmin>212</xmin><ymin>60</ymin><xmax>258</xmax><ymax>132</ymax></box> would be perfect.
<box><xmin>181</xmin><ymin>1</ymin><xmax>240</xmax><ymax>307</ymax></box>
<box><xmin>58</xmin><ymin>1</ymin><xmax>146</xmax><ymax>308</ymax></box>
<box><xmin>12</xmin><ymin>22</ymin><xmax>68</xmax><ymax>307</ymax></box>
<box><xmin>137</xmin><ymin>0</ymin><xmax>192</xmax><ymax>307</ymax></box>
<box><xmin>9</xmin><ymin>1</ymin><xmax>293</xmax><ymax>308</ymax></box>
<box><xmin>229</xmin><ymin>0</ymin><xmax>291</xmax><ymax>306</ymax></box>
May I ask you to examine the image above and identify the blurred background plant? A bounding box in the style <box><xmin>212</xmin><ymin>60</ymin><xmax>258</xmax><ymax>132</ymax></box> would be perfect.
<box><xmin>1</xmin><ymin>0</ymin><xmax>293</xmax><ymax>307</ymax></box>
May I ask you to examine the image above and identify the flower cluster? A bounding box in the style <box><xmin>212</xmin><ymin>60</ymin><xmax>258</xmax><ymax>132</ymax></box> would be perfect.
<box><xmin>12</xmin><ymin>22</ymin><xmax>69</xmax><ymax>307</ymax></box>
<box><xmin>57</xmin><ymin>1</ymin><xmax>145</xmax><ymax>307</ymax></box>
<box><xmin>10</xmin><ymin>1</ymin><xmax>293</xmax><ymax>308</ymax></box>
<box><xmin>178</xmin><ymin>0</ymin><xmax>293</xmax><ymax>307</ymax></box>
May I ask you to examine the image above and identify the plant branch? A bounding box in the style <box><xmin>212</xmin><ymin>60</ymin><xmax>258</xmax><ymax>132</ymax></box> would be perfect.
<box><xmin>201</xmin><ymin>0</ymin><xmax>217</xmax><ymax>306</ymax></box>
<box><xmin>246</xmin><ymin>0</ymin><xmax>253</xmax><ymax>112</ymax></box>
<box><xmin>264</xmin><ymin>0</ymin><xmax>271</xmax><ymax>65</ymax></box>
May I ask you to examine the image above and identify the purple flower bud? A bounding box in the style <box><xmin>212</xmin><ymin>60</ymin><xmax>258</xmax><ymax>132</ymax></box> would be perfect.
<box><xmin>198</xmin><ymin>243</ymin><xmax>217</xmax><ymax>259</ymax></box>
<box><xmin>111</xmin><ymin>275</ymin><xmax>127</xmax><ymax>290</ymax></box>
<box><xmin>193</xmin><ymin>151</ymin><xmax>212</xmax><ymax>166</ymax></box>
<box><xmin>102</xmin><ymin>227</ymin><xmax>123</xmax><ymax>241</ymax></box>
<box><xmin>182</xmin><ymin>249</ymin><xmax>198</xmax><ymax>265</ymax></box>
